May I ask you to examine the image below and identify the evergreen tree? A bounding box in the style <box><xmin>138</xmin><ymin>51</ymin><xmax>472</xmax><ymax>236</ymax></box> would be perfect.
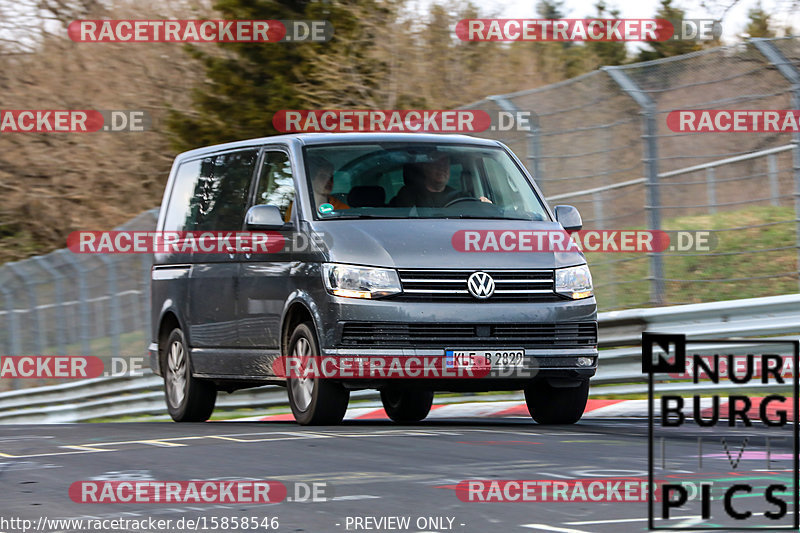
<box><xmin>636</xmin><ymin>0</ymin><xmax>703</xmax><ymax>62</ymax></box>
<box><xmin>585</xmin><ymin>1</ymin><xmax>627</xmax><ymax>67</ymax></box>
<box><xmin>167</xmin><ymin>0</ymin><xmax>370</xmax><ymax>151</ymax></box>
<box><xmin>743</xmin><ymin>2</ymin><xmax>775</xmax><ymax>38</ymax></box>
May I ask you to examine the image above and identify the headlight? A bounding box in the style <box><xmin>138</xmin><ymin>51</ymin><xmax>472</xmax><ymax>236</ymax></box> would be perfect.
<box><xmin>322</xmin><ymin>263</ymin><xmax>401</xmax><ymax>299</ymax></box>
<box><xmin>555</xmin><ymin>264</ymin><xmax>593</xmax><ymax>299</ymax></box>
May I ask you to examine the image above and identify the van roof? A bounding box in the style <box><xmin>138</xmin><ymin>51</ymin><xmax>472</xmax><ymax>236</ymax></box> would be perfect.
<box><xmin>174</xmin><ymin>132</ymin><xmax>504</xmax><ymax>161</ymax></box>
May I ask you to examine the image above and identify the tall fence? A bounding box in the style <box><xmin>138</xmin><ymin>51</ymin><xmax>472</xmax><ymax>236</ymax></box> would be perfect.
<box><xmin>463</xmin><ymin>37</ymin><xmax>800</xmax><ymax>310</ymax></box>
<box><xmin>1</xmin><ymin>38</ymin><xmax>800</xmax><ymax>391</ymax></box>
<box><xmin>0</xmin><ymin>210</ymin><xmax>158</xmax><ymax>390</ymax></box>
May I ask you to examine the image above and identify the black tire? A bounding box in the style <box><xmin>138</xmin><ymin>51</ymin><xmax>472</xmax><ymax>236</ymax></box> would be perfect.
<box><xmin>286</xmin><ymin>322</ymin><xmax>350</xmax><ymax>425</ymax></box>
<box><xmin>163</xmin><ymin>328</ymin><xmax>216</xmax><ymax>422</ymax></box>
<box><xmin>524</xmin><ymin>379</ymin><xmax>589</xmax><ymax>425</ymax></box>
<box><xmin>380</xmin><ymin>389</ymin><xmax>434</xmax><ymax>423</ymax></box>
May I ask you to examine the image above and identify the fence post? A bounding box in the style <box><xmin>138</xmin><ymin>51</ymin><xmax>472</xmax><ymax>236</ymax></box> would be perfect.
<box><xmin>488</xmin><ymin>95</ymin><xmax>543</xmax><ymax>190</ymax></box>
<box><xmin>34</xmin><ymin>255</ymin><xmax>67</xmax><ymax>356</ymax></box>
<box><xmin>604</xmin><ymin>66</ymin><xmax>664</xmax><ymax>305</ymax></box>
<box><xmin>706</xmin><ymin>167</ymin><xmax>717</xmax><ymax>214</ymax></box>
<box><xmin>98</xmin><ymin>254</ymin><xmax>121</xmax><ymax>358</ymax></box>
<box><xmin>7</xmin><ymin>262</ymin><xmax>45</xmax><ymax>354</ymax></box>
<box><xmin>752</xmin><ymin>38</ymin><xmax>800</xmax><ymax>291</ymax></box>
<box><xmin>528</xmin><ymin>111</ymin><xmax>543</xmax><ymax>189</ymax></box>
<box><xmin>141</xmin><ymin>253</ymin><xmax>151</xmax><ymax>343</ymax></box>
<box><xmin>0</xmin><ymin>280</ymin><xmax>19</xmax><ymax>390</ymax></box>
<box><xmin>63</xmin><ymin>253</ymin><xmax>92</xmax><ymax>356</ymax></box>
<box><xmin>767</xmin><ymin>154</ymin><xmax>780</xmax><ymax>207</ymax></box>
<box><xmin>592</xmin><ymin>191</ymin><xmax>606</xmax><ymax>229</ymax></box>
<box><xmin>0</xmin><ymin>281</ymin><xmax>20</xmax><ymax>356</ymax></box>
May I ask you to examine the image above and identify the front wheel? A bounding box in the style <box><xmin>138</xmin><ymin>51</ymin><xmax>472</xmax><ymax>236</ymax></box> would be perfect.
<box><xmin>524</xmin><ymin>380</ymin><xmax>589</xmax><ymax>425</ymax></box>
<box><xmin>380</xmin><ymin>389</ymin><xmax>434</xmax><ymax>423</ymax></box>
<box><xmin>286</xmin><ymin>322</ymin><xmax>350</xmax><ymax>425</ymax></box>
<box><xmin>163</xmin><ymin>328</ymin><xmax>217</xmax><ymax>422</ymax></box>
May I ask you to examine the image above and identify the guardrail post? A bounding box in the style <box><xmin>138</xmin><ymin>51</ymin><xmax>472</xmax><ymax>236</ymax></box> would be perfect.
<box><xmin>604</xmin><ymin>66</ymin><xmax>664</xmax><ymax>305</ymax></box>
<box><xmin>488</xmin><ymin>95</ymin><xmax>543</xmax><ymax>191</ymax></box>
<box><xmin>752</xmin><ymin>38</ymin><xmax>800</xmax><ymax>291</ymax></box>
<box><xmin>767</xmin><ymin>154</ymin><xmax>780</xmax><ymax>206</ymax></box>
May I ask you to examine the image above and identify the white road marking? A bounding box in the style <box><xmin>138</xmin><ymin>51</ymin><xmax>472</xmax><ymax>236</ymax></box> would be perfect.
<box><xmin>521</xmin><ymin>524</ymin><xmax>589</xmax><ymax>532</ymax></box>
<box><xmin>567</xmin><ymin>515</ymin><xmax>703</xmax><ymax>526</ymax></box>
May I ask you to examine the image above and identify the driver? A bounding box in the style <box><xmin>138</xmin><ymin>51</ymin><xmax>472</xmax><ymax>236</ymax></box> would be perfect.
<box><xmin>391</xmin><ymin>154</ymin><xmax>491</xmax><ymax>208</ymax></box>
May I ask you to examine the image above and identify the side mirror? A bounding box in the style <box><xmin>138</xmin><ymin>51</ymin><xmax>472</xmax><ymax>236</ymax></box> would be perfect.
<box><xmin>245</xmin><ymin>205</ymin><xmax>285</xmax><ymax>230</ymax></box>
<box><xmin>554</xmin><ymin>205</ymin><xmax>582</xmax><ymax>231</ymax></box>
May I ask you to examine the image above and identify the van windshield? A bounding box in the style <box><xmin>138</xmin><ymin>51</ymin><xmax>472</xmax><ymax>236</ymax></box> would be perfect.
<box><xmin>302</xmin><ymin>143</ymin><xmax>549</xmax><ymax>221</ymax></box>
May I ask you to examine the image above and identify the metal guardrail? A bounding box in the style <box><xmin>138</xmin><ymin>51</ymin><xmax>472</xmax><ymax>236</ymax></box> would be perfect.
<box><xmin>1</xmin><ymin>293</ymin><xmax>798</xmax><ymax>423</ymax></box>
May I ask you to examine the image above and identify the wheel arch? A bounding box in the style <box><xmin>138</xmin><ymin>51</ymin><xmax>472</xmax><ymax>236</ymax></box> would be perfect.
<box><xmin>157</xmin><ymin>308</ymin><xmax>185</xmax><ymax>376</ymax></box>
<box><xmin>280</xmin><ymin>293</ymin><xmax>323</xmax><ymax>356</ymax></box>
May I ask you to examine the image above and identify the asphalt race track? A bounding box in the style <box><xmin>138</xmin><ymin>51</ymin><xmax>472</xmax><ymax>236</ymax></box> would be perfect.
<box><xmin>1</xmin><ymin>416</ymin><xmax>796</xmax><ymax>533</ymax></box>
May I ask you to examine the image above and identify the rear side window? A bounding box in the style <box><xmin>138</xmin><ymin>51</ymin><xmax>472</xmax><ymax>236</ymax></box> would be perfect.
<box><xmin>254</xmin><ymin>150</ymin><xmax>295</xmax><ymax>219</ymax></box>
<box><xmin>163</xmin><ymin>159</ymin><xmax>201</xmax><ymax>232</ymax></box>
<box><xmin>164</xmin><ymin>149</ymin><xmax>259</xmax><ymax>231</ymax></box>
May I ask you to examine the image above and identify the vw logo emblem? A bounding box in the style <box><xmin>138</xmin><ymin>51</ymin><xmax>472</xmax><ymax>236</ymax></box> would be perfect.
<box><xmin>467</xmin><ymin>271</ymin><xmax>495</xmax><ymax>299</ymax></box>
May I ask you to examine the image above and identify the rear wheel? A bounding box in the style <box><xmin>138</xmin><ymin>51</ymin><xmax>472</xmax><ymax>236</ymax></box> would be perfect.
<box><xmin>286</xmin><ymin>322</ymin><xmax>349</xmax><ymax>425</ymax></box>
<box><xmin>163</xmin><ymin>328</ymin><xmax>216</xmax><ymax>422</ymax></box>
<box><xmin>380</xmin><ymin>389</ymin><xmax>434</xmax><ymax>423</ymax></box>
<box><xmin>524</xmin><ymin>379</ymin><xmax>589</xmax><ymax>425</ymax></box>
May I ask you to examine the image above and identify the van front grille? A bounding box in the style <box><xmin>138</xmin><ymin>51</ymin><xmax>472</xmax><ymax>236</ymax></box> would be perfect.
<box><xmin>339</xmin><ymin>322</ymin><xmax>597</xmax><ymax>347</ymax></box>
<box><xmin>393</xmin><ymin>269</ymin><xmax>560</xmax><ymax>302</ymax></box>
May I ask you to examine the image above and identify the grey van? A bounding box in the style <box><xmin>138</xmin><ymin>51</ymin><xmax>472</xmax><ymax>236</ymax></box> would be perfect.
<box><xmin>149</xmin><ymin>133</ymin><xmax>597</xmax><ymax>425</ymax></box>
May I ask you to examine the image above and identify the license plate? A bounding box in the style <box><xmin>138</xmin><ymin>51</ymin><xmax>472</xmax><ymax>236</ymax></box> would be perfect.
<box><xmin>445</xmin><ymin>349</ymin><xmax>525</xmax><ymax>369</ymax></box>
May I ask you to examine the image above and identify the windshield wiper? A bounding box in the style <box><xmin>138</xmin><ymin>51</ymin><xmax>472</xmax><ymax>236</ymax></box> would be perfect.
<box><xmin>322</xmin><ymin>213</ymin><xmax>407</xmax><ymax>219</ymax></box>
<box><xmin>445</xmin><ymin>214</ymin><xmax>538</xmax><ymax>220</ymax></box>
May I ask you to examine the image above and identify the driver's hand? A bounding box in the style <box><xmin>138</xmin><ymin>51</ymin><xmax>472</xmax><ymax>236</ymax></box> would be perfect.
<box><xmin>479</xmin><ymin>196</ymin><xmax>492</xmax><ymax>203</ymax></box>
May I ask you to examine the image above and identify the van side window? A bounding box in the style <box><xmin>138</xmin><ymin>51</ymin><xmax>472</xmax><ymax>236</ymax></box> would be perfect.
<box><xmin>163</xmin><ymin>159</ymin><xmax>201</xmax><ymax>232</ymax></box>
<box><xmin>164</xmin><ymin>150</ymin><xmax>259</xmax><ymax>231</ymax></box>
<box><xmin>191</xmin><ymin>149</ymin><xmax>259</xmax><ymax>231</ymax></box>
<box><xmin>254</xmin><ymin>151</ymin><xmax>295</xmax><ymax>220</ymax></box>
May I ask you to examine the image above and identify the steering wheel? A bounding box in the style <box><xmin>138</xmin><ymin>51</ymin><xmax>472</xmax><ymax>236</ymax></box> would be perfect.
<box><xmin>443</xmin><ymin>196</ymin><xmax>482</xmax><ymax>208</ymax></box>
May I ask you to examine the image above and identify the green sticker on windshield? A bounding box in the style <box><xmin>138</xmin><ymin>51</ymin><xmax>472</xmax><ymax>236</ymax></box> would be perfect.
<box><xmin>319</xmin><ymin>203</ymin><xmax>334</xmax><ymax>214</ymax></box>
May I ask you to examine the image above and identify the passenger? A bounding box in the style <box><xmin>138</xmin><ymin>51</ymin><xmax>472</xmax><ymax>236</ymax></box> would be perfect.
<box><xmin>286</xmin><ymin>155</ymin><xmax>348</xmax><ymax>220</ymax></box>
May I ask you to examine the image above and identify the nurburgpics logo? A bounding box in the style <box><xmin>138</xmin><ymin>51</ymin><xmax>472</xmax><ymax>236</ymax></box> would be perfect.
<box><xmin>643</xmin><ymin>333</ymin><xmax>798</xmax><ymax>529</ymax></box>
